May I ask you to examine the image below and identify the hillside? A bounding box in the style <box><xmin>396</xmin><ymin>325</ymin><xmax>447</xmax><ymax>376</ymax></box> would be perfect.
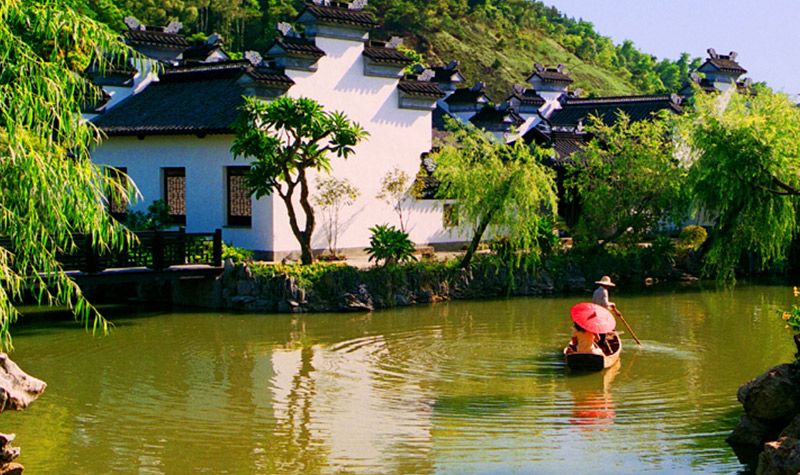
<box><xmin>417</xmin><ymin>18</ymin><xmax>639</xmax><ymax>101</ymax></box>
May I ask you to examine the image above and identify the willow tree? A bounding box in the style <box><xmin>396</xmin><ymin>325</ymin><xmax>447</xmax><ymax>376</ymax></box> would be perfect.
<box><xmin>566</xmin><ymin>112</ymin><xmax>692</xmax><ymax>248</ymax></box>
<box><xmin>232</xmin><ymin>96</ymin><xmax>368</xmax><ymax>265</ymax></box>
<box><xmin>431</xmin><ymin>120</ymin><xmax>558</xmax><ymax>268</ymax></box>
<box><xmin>0</xmin><ymin>0</ymin><xmax>136</xmax><ymax>348</ymax></box>
<box><xmin>680</xmin><ymin>87</ymin><xmax>800</xmax><ymax>279</ymax></box>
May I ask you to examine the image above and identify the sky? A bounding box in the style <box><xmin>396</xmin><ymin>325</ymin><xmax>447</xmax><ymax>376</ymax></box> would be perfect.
<box><xmin>543</xmin><ymin>0</ymin><xmax>800</xmax><ymax>98</ymax></box>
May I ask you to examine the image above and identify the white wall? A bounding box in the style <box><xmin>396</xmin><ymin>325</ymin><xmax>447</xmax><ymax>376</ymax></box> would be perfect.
<box><xmin>280</xmin><ymin>35</ymin><xmax>459</xmax><ymax>253</ymax></box>
<box><xmin>91</xmin><ymin>135</ymin><xmax>274</xmax><ymax>252</ymax></box>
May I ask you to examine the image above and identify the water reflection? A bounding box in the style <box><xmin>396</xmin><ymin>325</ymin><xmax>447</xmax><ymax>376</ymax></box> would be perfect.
<box><xmin>5</xmin><ymin>285</ymin><xmax>799</xmax><ymax>473</ymax></box>
<box><xmin>569</xmin><ymin>361</ymin><xmax>620</xmax><ymax>430</ymax></box>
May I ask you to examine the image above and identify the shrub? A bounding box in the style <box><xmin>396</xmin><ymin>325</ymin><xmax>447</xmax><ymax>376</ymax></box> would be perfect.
<box><xmin>678</xmin><ymin>225</ymin><xmax>708</xmax><ymax>251</ymax></box>
<box><xmin>222</xmin><ymin>244</ymin><xmax>253</xmax><ymax>264</ymax></box>
<box><xmin>365</xmin><ymin>224</ymin><xmax>417</xmax><ymax>267</ymax></box>
<box><xmin>125</xmin><ymin>199</ymin><xmax>172</xmax><ymax>231</ymax></box>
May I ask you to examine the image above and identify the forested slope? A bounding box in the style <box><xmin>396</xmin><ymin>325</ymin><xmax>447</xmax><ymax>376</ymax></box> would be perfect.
<box><xmin>73</xmin><ymin>0</ymin><xmax>701</xmax><ymax>99</ymax></box>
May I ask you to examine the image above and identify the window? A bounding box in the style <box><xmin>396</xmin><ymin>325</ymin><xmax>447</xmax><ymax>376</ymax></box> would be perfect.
<box><xmin>163</xmin><ymin>168</ymin><xmax>186</xmax><ymax>225</ymax></box>
<box><xmin>227</xmin><ymin>166</ymin><xmax>252</xmax><ymax>227</ymax></box>
<box><xmin>106</xmin><ymin>167</ymin><xmax>128</xmax><ymax>222</ymax></box>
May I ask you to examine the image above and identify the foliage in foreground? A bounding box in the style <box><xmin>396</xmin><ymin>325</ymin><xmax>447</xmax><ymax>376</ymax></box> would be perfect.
<box><xmin>681</xmin><ymin>87</ymin><xmax>800</xmax><ymax>280</ymax></box>
<box><xmin>432</xmin><ymin>119</ymin><xmax>558</xmax><ymax>268</ymax></box>
<box><xmin>313</xmin><ymin>176</ymin><xmax>360</xmax><ymax>257</ymax></box>
<box><xmin>566</xmin><ymin>112</ymin><xmax>691</xmax><ymax>249</ymax></box>
<box><xmin>0</xmin><ymin>0</ymin><xmax>137</xmax><ymax>349</ymax></box>
<box><xmin>365</xmin><ymin>224</ymin><xmax>417</xmax><ymax>267</ymax></box>
<box><xmin>231</xmin><ymin>96</ymin><xmax>368</xmax><ymax>265</ymax></box>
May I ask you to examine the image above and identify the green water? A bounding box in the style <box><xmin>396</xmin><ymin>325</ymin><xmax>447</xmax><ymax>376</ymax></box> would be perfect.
<box><xmin>4</xmin><ymin>284</ymin><xmax>796</xmax><ymax>474</ymax></box>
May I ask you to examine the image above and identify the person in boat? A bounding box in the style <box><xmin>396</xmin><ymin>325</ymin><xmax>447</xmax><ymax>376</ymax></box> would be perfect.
<box><xmin>570</xmin><ymin>322</ymin><xmax>604</xmax><ymax>356</ymax></box>
<box><xmin>593</xmin><ymin>276</ymin><xmax>617</xmax><ymax>354</ymax></box>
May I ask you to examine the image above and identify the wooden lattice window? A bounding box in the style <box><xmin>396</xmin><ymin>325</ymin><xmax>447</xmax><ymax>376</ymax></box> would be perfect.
<box><xmin>106</xmin><ymin>167</ymin><xmax>128</xmax><ymax>222</ymax></box>
<box><xmin>227</xmin><ymin>166</ymin><xmax>252</xmax><ymax>227</ymax></box>
<box><xmin>163</xmin><ymin>168</ymin><xmax>186</xmax><ymax>225</ymax></box>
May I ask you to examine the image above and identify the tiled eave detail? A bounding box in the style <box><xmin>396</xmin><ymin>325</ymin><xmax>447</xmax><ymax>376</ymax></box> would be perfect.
<box><xmin>398</xmin><ymin>80</ymin><xmax>446</xmax><ymax>110</ymax></box>
<box><xmin>271</xmin><ymin>37</ymin><xmax>326</xmax><ymax>58</ymax></box>
<box><xmin>362</xmin><ymin>47</ymin><xmax>412</xmax><ymax>66</ymax></box>
<box><xmin>98</xmin><ymin>125</ymin><xmax>233</xmax><ymax>137</ymax></box>
<box><xmin>550</xmin><ymin>94</ymin><xmax>683</xmax><ymax>126</ymax></box>
<box><xmin>300</xmin><ymin>4</ymin><xmax>378</xmax><ymax>30</ymax></box>
<box><xmin>700</xmin><ymin>58</ymin><xmax>747</xmax><ymax>75</ymax></box>
<box><xmin>525</xmin><ymin>70</ymin><xmax>573</xmax><ymax>84</ymax></box>
<box><xmin>123</xmin><ymin>29</ymin><xmax>189</xmax><ymax>50</ymax></box>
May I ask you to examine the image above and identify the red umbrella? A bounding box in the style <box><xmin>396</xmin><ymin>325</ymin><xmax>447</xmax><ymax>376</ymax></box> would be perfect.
<box><xmin>570</xmin><ymin>303</ymin><xmax>616</xmax><ymax>334</ymax></box>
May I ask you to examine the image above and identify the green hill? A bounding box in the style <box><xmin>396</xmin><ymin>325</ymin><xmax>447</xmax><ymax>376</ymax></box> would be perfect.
<box><xmin>419</xmin><ymin>17</ymin><xmax>639</xmax><ymax>101</ymax></box>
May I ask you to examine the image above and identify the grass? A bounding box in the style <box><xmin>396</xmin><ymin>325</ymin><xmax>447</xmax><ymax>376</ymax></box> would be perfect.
<box><xmin>423</xmin><ymin>18</ymin><xmax>639</xmax><ymax>101</ymax></box>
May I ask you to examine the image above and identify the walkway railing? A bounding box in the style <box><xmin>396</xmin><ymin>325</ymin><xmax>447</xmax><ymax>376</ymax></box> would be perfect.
<box><xmin>1</xmin><ymin>228</ymin><xmax>222</xmax><ymax>274</ymax></box>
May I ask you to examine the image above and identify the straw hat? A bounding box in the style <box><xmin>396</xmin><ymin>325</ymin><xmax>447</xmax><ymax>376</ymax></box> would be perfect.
<box><xmin>595</xmin><ymin>275</ymin><xmax>615</xmax><ymax>287</ymax></box>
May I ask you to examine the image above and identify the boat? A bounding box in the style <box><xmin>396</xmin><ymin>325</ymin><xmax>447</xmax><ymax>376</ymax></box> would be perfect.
<box><xmin>563</xmin><ymin>332</ymin><xmax>622</xmax><ymax>371</ymax></box>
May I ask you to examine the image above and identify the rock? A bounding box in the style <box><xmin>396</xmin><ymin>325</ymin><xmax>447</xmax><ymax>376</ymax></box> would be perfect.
<box><xmin>236</xmin><ymin>280</ymin><xmax>255</xmax><ymax>296</ymax></box>
<box><xmin>0</xmin><ymin>355</ymin><xmax>45</xmax><ymax>413</ymax></box>
<box><xmin>757</xmin><ymin>437</ymin><xmax>800</xmax><ymax>475</ymax></box>
<box><xmin>339</xmin><ymin>285</ymin><xmax>373</xmax><ymax>312</ymax></box>
<box><xmin>728</xmin><ymin>413</ymin><xmax>780</xmax><ymax>448</ymax></box>
<box><xmin>738</xmin><ymin>364</ymin><xmax>800</xmax><ymax>423</ymax></box>
<box><xmin>0</xmin><ymin>463</ymin><xmax>23</xmax><ymax>475</ymax></box>
<box><xmin>780</xmin><ymin>414</ymin><xmax>800</xmax><ymax>439</ymax></box>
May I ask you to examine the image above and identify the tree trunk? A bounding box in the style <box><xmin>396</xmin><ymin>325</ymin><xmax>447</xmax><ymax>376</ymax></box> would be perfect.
<box><xmin>460</xmin><ymin>208</ymin><xmax>496</xmax><ymax>268</ymax></box>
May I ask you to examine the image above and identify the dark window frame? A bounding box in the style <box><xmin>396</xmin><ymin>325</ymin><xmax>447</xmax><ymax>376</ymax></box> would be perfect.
<box><xmin>226</xmin><ymin>166</ymin><xmax>252</xmax><ymax>227</ymax></box>
<box><xmin>163</xmin><ymin>167</ymin><xmax>186</xmax><ymax>225</ymax></box>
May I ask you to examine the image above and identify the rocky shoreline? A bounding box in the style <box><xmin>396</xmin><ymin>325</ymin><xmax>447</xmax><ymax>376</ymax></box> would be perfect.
<box><xmin>728</xmin><ymin>336</ymin><xmax>800</xmax><ymax>474</ymax></box>
<box><xmin>173</xmin><ymin>259</ymin><xmax>594</xmax><ymax>313</ymax></box>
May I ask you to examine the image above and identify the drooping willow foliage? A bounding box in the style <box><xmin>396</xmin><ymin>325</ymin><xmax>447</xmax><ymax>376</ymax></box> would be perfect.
<box><xmin>681</xmin><ymin>87</ymin><xmax>800</xmax><ymax>280</ymax></box>
<box><xmin>0</xmin><ymin>0</ymin><xmax>137</xmax><ymax>349</ymax></box>
<box><xmin>431</xmin><ymin>118</ymin><xmax>558</xmax><ymax>268</ymax></box>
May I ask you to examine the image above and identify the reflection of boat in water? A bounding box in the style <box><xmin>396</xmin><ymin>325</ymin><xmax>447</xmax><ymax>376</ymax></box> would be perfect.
<box><xmin>563</xmin><ymin>333</ymin><xmax>621</xmax><ymax>371</ymax></box>
<box><xmin>569</xmin><ymin>359</ymin><xmax>620</xmax><ymax>428</ymax></box>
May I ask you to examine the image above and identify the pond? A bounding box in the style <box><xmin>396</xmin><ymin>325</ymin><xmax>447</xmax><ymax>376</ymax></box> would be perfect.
<box><xmin>4</xmin><ymin>283</ymin><xmax>796</xmax><ymax>473</ymax></box>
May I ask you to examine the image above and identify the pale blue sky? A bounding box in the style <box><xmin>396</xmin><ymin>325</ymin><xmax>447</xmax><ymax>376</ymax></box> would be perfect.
<box><xmin>544</xmin><ymin>0</ymin><xmax>800</xmax><ymax>97</ymax></box>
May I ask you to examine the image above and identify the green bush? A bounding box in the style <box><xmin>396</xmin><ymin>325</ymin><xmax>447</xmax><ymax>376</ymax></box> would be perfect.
<box><xmin>222</xmin><ymin>244</ymin><xmax>253</xmax><ymax>264</ymax></box>
<box><xmin>125</xmin><ymin>199</ymin><xmax>172</xmax><ymax>231</ymax></box>
<box><xmin>365</xmin><ymin>224</ymin><xmax>417</xmax><ymax>267</ymax></box>
<box><xmin>678</xmin><ymin>225</ymin><xmax>707</xmax><ymax>251</ymax></box>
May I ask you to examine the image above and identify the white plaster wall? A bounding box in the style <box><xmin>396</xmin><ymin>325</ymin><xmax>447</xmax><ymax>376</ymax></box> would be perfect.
<box><xmin>281</xmin><ymin>35</ymin><xmax>460</xmax><ymax>253</ymax></box>
<box><xmin>91</xmin><ymin>135</ymin><xmax>274</xmax><ymax>252</ymax></box>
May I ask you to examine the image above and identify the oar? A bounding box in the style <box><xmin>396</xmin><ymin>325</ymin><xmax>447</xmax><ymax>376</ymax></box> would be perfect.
<box><xmin>612</xmin><ymin>307</ymin><xmax>642</xmax><ymax>346</ymax></box>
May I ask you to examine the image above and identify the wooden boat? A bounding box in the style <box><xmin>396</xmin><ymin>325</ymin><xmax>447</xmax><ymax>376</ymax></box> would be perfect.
<box><xmin>563</xmin><ymin>333</ymin><xmax>622</xmax><ymax>371</ymax></box>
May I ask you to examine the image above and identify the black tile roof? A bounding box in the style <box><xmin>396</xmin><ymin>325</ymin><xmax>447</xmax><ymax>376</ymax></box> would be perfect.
<box><xmin>362</xmin><ymin>41</ymin><xmax>412</xmax><ymax>65</ymax></box>
<box><xmin>301</xmin><ymin>3</ymin><xmax>378</xmax><ymax>29</ymax></box>
<box><xmin>445</xmin><ymin>87</ymin><xmax>488</xmax><ymax>105</ymax></box>
<box><xmin>430</xmin><ymin>64</ymin><xmax>465</xmax><ymax>84</ymax></box>
<box><xmin>469</xmin><ymin>106</ymin><xmax>524</xmax><ymax>127</ymax></box>
<box><xmin>702</xmin><ymin>56</ymin><xmax>747</xmax><ymax>75</ymax></box>
<box><xmin>272</xmin><ymin>36</ymin><xmax>326</xmax><ymax>58</ymax></box>
<box><xmin>507</xmin><ymin>88</ymin><xmax>545</xmax><ymax>106</ymax></box>
<box><xmin>526</xmin><ymin>67</ymin><xmax>573</xmax><ymax>84</ymax></box>
<box><xmin>182</xmin><ymin>43</ymin><xmax>226</xmax><ymax>62</ymax></box>
<box><xmin>93</xmin><ymin>63</ymin><xmax>293</xmax><ymax>136</ymax></box>
<box><xmin>398</xmin><ymin>80</ymin><xmax>447</xmax><ymax>98</ymax></box>
<box><xmin>548</xmin><ymin>95</ymin><xmax>682</xmax><ymax>127</ymax></box>
<box><xmin>123</xmin><ymin>28</ymin><xmax>189</xmax><ymax>50</ymax></box>
<box><xmin>524</xmin><ymin>128</ymin><xmax>590</xmax><ymax>167</ymax></box>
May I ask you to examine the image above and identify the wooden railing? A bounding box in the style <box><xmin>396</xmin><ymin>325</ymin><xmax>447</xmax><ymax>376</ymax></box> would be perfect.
<box><xmin>1</xmin><ymin>228</ymin><xmax>222</xmax><ymax>273</ymax></box>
